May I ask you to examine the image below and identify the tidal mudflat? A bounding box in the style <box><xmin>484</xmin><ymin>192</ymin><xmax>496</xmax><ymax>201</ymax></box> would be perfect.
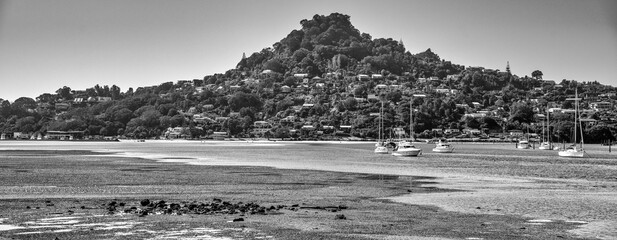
<box><xmin>0</xmin><ymin>141</ymin><xmax>615</xmax><ymax>239</ymax></box>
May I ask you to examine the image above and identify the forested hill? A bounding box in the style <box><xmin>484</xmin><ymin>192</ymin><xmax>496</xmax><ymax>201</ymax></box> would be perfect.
<box><xmin>237</xmin><ymin>13</ymin><xmax>456</xmax><ymax>79</ymax></box>
<box><xmin>1</xmin><ymin>13</ymin><xmax>616</xmax><ymax>142</ymax></box>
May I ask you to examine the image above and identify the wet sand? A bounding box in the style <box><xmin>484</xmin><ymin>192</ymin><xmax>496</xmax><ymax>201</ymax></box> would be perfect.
<box><xmin>0</xmin><ymin>142</ymin><xmax>616</xmax><ymax>239</ymax></box>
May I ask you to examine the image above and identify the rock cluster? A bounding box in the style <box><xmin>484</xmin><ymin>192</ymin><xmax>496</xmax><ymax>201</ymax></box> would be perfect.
<box><xmin>104</xmin><ymin>198</ymin><xmax>293</xmax><ymax>217</ymax></box>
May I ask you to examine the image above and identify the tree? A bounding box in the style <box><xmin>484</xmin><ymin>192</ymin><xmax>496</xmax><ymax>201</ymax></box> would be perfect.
<box><xmin>56</xmin><ymin>86</ymin><xmax>72</xmax><ymax>100</ymax></box>
<box><xmin>353</xmin><ymin>85</ymin><xmax>367</xmax><ymax>97</ymax></box>
<box><xmin>385</xmin><ymin>91</ymin><xmax>402</xmax><ymax>103</ymax></box>
<box><xmin>274</xmin><ymin>127</ymin><xmax>290</xmax><ymax>138</ymax></box>
<box><xmin>531</xmin><ymin>70</ymin><xmax>543</xmax><ymax>80</ymax></box>
<box><xmin>465</xmin><ymin>117</ymin><xmax>481</xmax><ymax>129</ymax></box>
<box><xmin>585</xmin><ymin>125</ymin><xmax>616</xmax><ymax>143</ymax></box>
<box><xmin>228</xmin><ymin>92</ymin><xmax>262</xmax><ymax>112</ymax></box>
<box><xmin>12</xmin><ymin>97</ymin><xmax>37</xmax><ymax>110</ymax></box>
<box><xmin>509</xmin><ymin>102</ymin><xmax>534</xmax><ymax>124</ymax></box>
<box><xmin>36</xmin><ymin>93</ymin><xmax>56</xmax><ymax>103</ymax></box>
<box><xmin>342</xmin><ymin>97</ymin><xmax>358</xmax><ymax>111</ymax></box>
<box><xmin>15</xmin><ymin>116</ymin><xmax>37</xmax><ymax>133</ymax></box>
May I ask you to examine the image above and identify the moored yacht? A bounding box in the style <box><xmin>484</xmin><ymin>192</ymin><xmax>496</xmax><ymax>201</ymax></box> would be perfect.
<box><xmin>392</xmin><ymin>141</ymin><xmax>422</xmax><ymax>157</ymax></box>
<box><xmin>558</xmin><ymin>145</ymin><xmax>585</xmax><ymax>158</ymax></box>
<box><xmin>517</xmin><ymin>140</ymin><xmax>530</xmax><ymax>149</ymax></box>
<box><xmin>432</xmin><ymin>139</ymin><xmax>454</xmax><ymax>153</ymax></box>
<box><xmin>538</xmin><ymin>141</ymin><xmax>552</xmax><ymax>150</ymax></box>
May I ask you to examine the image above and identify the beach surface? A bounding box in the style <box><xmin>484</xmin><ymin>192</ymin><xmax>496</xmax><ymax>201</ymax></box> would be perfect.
<box><xmin>0</xmin><ymin>141</ymin><xmax>615</xmax><ymax>239</ymax></box>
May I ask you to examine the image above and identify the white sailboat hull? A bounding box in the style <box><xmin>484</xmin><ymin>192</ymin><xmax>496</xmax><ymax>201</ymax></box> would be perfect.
<box><xmin>392</xmin><ymin>148</ymin><xmax>422</xmax><ymax>157</ymax></box>
<box><xmin>392</xmin><ymin>141</ymin><xmax>422</xmax><ymax>157</ymax></box>
<box><xmin>538</xmin><ymin>142</ymin><xmax>553</xmax><ymax>150</ymax></box>
<box><xmin>517</xmin><ymin>141</ymin><xmax>530</xmax><ymax>149</ymax></box>
<box><xmin>432</xmin><ymin>146</ymin><xmax>454</xmax><ymax>153</ymax></box>
<box><xmin>432</xmin><ymin>141</ymin><xmax>454</xmax><ymax>153</ymax></box>
<box><xmin>374</xmin><ymin>146</ymin><xmax>389</xmax><ymax>154</ymax></box>
<box><xmin>558</xmin><ymin>147</ymin><xmax>585</xmax><ymax>158</ymax></box>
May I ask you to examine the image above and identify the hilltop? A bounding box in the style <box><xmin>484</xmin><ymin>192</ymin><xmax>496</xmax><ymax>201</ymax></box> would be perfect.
<box><xmin>0</xmin><ymin>13</ymin><xmax>616</xmax><ymax>143</ymax></box>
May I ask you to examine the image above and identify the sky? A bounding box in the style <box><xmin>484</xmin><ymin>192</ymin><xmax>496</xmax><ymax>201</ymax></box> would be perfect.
<box><xmin>0</xmin><ymin>0</ymin><xmax>616</xmax><ymax>102</ymax></box>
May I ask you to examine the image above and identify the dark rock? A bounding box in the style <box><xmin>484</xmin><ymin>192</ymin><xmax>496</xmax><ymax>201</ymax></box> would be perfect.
<box><xmin>108</xmin><ymin>201</ymin><xmax>117</xmax><ymax>206</ymax></box>
<box><xmin>140</xmin><ymin>199</ymin><xmax>150</xmax><ymax>206</ymax></box>
<box><xmin>335</xmin><ymin>214</ymin><xmax>346</xmax><ymax>220</ymax></box>
<box><xmin>26</xmin><ymin>206</ymin><xmax>30</xmax><ymax>209</ymax></box>
<box><xmin>232</xmin><ymin>217</ymin><xmax>244</xmax><ymax>222</ymax></box>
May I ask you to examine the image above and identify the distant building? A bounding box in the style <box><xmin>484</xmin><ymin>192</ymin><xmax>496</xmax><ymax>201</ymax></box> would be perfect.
<box><xmin>590</xmin><ymin>102</ymin><xmax>612</xmax><ymax>111</ymax></box>
<box><xmin>45</xmin><ymin>131</ymin><xmax>85</xmax><ymax>140</ymax></box>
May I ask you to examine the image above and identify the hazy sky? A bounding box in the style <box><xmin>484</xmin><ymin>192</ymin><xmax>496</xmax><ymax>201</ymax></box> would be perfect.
<box><xmin>1</xmin><ymin>0</ymin><xmax>616</xmax><ymax>102</ymax></box>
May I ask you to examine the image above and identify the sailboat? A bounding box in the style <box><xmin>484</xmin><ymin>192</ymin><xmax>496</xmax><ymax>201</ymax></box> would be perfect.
<box><xmin>538</xmin><ymin>108</ymin><xmax>553</xmax><ymax>150</ymax></box>
<box><xmin>374</xmin><ymin>101</ymin><xmax>389</xmax><ymax>154</ymax></box>
<box><xmin>392</xmin><ymin>95</ymin><xmax>423</xmax><ymax>157</ymax></box>
<box><xmin>558</xmin><ymin>89</ymin><xmax>585</xmax><ymax>158</ymax></box>
<box><xmin>517</xmin><ymin>125</ymin><xmax>531</xmax><ymax>149</ymax></box>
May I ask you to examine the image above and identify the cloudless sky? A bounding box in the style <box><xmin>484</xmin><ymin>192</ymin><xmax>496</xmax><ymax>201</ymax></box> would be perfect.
<box><xmin>1</xmin><ymin>0</ymin><xmax>615</xmax><ymax>102</ymax></box>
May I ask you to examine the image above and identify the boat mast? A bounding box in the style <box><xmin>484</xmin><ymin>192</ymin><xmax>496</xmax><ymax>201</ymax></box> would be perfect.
<box><xmin>410</xmin><ymin>98</ymin><xmax>413</xmax><ymax>141</ymax></box>
<box><xmin>577</xmin><ymin>90</ymin><xmax>584</xmax><ymax>149</ymax></box>
<box><xmin>547</xmin><ymin>108</ymin><xmax>551</xmax><ymax>148</ymax></box>
<box><xmin>541</xmin><ymin>112</ymin><xmax>545</xmax><ymax>142</ymax></box>
<box><xmin>379</xmin><ymin>101</ymin><xmax>383</xmax><ymax>143</ymax></box>
<box><xmin>574</xmin><ymin>90</ymin><xmax>577</xmax><ymax>146</ymax></box>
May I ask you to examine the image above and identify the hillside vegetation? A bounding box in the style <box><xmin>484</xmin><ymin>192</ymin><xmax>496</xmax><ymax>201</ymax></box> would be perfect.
<box><xmin>1</xmin><ymin>13</ymin><xmax>616</xmax><ymax>143</ymax></box>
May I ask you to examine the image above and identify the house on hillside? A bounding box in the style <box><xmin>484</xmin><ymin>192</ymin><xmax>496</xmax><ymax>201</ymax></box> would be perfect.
<box><xmin>590</xmin><ymin>102</ymin><xmax>612</xmax><ymax>111</ymax></box>
<box><xmin>55</xmin><ymin>102</ymin><xmax>70</xmax><ymax>112</ymax></box>
<box><xmin>357</xmin><ymin>74</ymin><xmax>369</xmax><ymax>81</ymax></box>
<box><xmin>446</xmin><ymin>74</ymin><xmax>461</xmax><ymax>80</ymax></box>
<box><xmin>444</xmin><ymin>129</ymin><xmax>460</xmax><ymax>135</ymax></box>
<box><xmin>252</xmin><ymin>121</ymin><xmax>272</xmax><ymax>137</ymax></box>
<box><xmin>294</xmin><ymin>73</ymin><xmax>309</xmax><ymax>79</ymax></box>
<box><xmin>281</xmin><ymin>85</ymin><xmax>291</xmax><ymax>93</ymax></box>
